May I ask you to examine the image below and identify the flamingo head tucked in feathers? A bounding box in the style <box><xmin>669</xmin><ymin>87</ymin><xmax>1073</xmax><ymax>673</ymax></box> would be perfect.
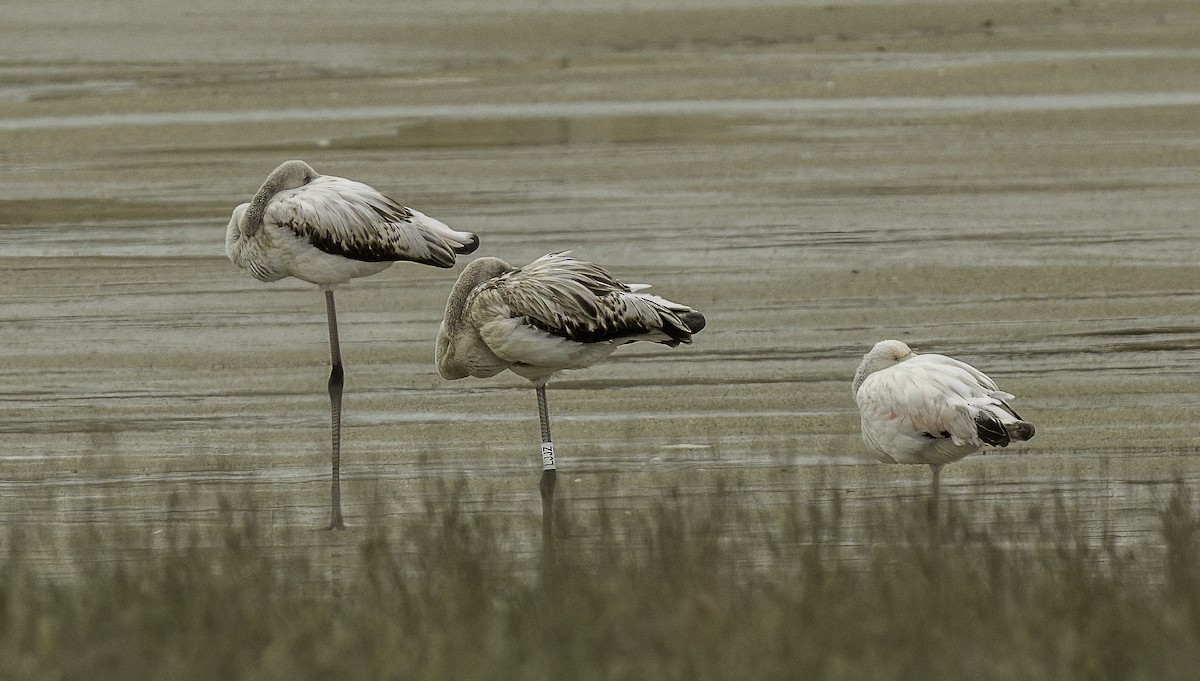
<box><xmin>231</xmin><ymin>160</ymin><xmax>320</xmax><ymax>240</ymax></box>
<box><xmin>435</xmin><ymin>257</ymin><xmax>518</xmax><ymax>380</ymax></box>
<box><xmin>852</xmin><ymin>339</ymin><xmax>916</xmax><ymax>396</ymax></box>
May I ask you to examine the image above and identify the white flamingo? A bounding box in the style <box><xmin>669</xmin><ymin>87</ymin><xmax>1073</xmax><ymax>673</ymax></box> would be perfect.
<box><xmin>852</xmin><ymin>339</ymin><xmax>1035</xmax><ymax>510</ymax></box>
<box><xmin>435</xmin><ymin>252</ymin><xmax>706</xmax><ymax>549</ymax></box>
<box><xmin>226</xmin><ymin>159</ymin><xmax>479</xmax><ymax>530</ymax></box>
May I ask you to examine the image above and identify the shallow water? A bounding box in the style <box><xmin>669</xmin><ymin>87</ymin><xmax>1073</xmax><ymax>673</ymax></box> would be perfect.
<box><xmin>2</xmin><ymin>0</ymin><xmax>1200</xmax><ymax>574</ymax></box>
<box><xmin>10</xmin><ymin>92</ymin><xmax>1200</xmax><ymax>131</ymax></box>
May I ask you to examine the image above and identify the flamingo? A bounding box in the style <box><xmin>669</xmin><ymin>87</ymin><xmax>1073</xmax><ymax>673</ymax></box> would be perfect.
<box><xmin>226</xmin><ymin>159</ymin><xmax>479</xmax><ymax>530</ymax></box>
<box><xmin>851</xmin><ymin>339</ymin><xmax>1035</xmax><ymax>511</ymax></box>
<box><xmin>435</xmin><ymin>252</ymin><xmax>705</xmax><ymax>550</ymax></box>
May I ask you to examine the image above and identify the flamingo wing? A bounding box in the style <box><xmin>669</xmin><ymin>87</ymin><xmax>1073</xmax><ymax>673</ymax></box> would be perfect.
<box><xmin>857</xmin><ymin>354</ymin><xmax>1005</xmax><ymax>447</ymax></box>
<box><xmin>265</xmin><ymin>175</ymin><xmax>473</xmax><ymax>267</ymax></box>
<box><xmin>474</xmin><ymin>252</ymin><xmax>699</xmax><ymax>346</ymax></box>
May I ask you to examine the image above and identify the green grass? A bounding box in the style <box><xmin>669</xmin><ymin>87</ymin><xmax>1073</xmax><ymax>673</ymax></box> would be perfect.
<box><xmin>1</xmin><ymin>480</ymin><xmax>1198</xmax><ymax>681</ymax></box>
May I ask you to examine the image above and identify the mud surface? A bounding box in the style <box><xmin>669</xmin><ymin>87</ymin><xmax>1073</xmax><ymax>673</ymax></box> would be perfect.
<box><xmin>2</xmin><ymin>0</ymin><xmax>1199</xmax><ymax>566</ymax></box>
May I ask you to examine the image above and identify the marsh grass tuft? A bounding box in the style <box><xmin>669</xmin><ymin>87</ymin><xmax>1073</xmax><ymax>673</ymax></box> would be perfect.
<box><xmin>1</xmin><ymin>478</ymin><xmax>1198</xmax><ymax>680</ymax></box>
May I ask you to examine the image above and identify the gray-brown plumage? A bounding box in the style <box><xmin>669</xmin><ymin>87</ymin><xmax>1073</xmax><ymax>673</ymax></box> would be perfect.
<box><xmin>226</xmin><ymin>160</ymin><xmax>479</xmax><ymax>285</ymax></box>
<box><xmin>435</xmin><ymin>252</ymin><xmax>705</xmax><ymax>552</ymax></box>
<box><xmin>437</xmin><ymin>252</ymin><xmax>704</xmax><ymax>383</ymax></box>
<box><xmin>224</xmin><ymin>160</ymin><xmax>479</xmax><ymax>530</ymax></box>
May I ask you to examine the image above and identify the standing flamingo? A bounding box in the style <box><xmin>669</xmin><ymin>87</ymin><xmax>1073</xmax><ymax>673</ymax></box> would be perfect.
<box><xmin>852</xmin><ymin>339</ymin><xmax>1035</xmax><ymax>511</ymax></box>
<box><xmin>435</xmin><ymin>252</ymin><xmax>705</xmax><ymax>550</ymax></box>
<box><xmin>226</xmin><ymin>159</ymin><xmax>479</xmax><ymax>529</ymax></box>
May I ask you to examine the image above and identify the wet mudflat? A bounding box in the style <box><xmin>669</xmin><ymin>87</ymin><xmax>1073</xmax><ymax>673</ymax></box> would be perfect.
<box><xmin>1</xmin><ymin>0</ymin><xmax>1199</xmax><ymax>589</ymax></box>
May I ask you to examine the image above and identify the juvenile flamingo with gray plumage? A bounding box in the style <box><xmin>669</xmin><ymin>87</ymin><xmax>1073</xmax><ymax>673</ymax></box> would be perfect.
<box><xmin>226</xmin><ymin>159</ymin><xmax>479</xmax><ymax>529</ymax></box>
<box><xmin>852</xmin><ymin>339</ymin><xmax>1035</xmax><ymax>512</ymax></box>
<box><xmin>435</xmin><ymin>252</ymin><xmax>705</xmax><ymax>550</ymax></box>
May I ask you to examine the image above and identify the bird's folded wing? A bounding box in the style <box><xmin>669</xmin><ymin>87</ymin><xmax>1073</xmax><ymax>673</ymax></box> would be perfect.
<box><xmin>857</xmin><ymin>360</ymin><xmax>984</xmax><ymax>442</ymax></box>
<box><xmin>476</xmin><ymin>253</ymin><xmax>694</xmax><ymax>344</ymax></box>
<box><xmin>266</xmin><ymin>176</ymin><xmax>460</xmax><ymax>267</ymax></box>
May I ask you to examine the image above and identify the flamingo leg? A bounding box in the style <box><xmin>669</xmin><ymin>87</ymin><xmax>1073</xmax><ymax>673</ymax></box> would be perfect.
<box><xmin>326</xmin><ymin>290</ymin><xmax>346</xmax><ymax>531</ymax></box>
<box><xmin>536</xmin><ymin>384</ymin><xmax>557</xmax><ymax>555</ymax></box>
<box><xmin>929</xmin><ymin>463</ymin><xmax>943</xmax><ymax>521</ymax></box>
